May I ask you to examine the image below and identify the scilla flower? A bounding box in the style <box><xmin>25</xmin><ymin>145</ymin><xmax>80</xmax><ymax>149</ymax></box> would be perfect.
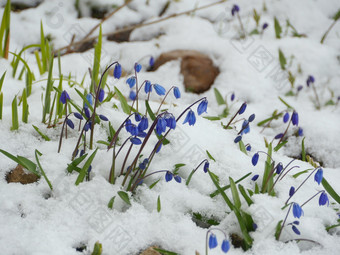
<box><xmin>197</xmin><ymin>99</ymin><xmax>208</xmax><ymax>115</ymax></box>
<box><xmin>292</xmin><ymin>203</ymin><xmax>303</xmax><ymax>218</ymax></box>
<box><xmin>314</xmin><ymin>168</ymin><xmax>323</xmax><ymax>185</ymax></box>
<box><xmin>183</xmin><ymin>109</ymin><xmax>196</xmax><ymax>126</ymax></box>
<box><xmin>60</xmin><ymin>90</ymin><xmax>70</xmax><ymax>104</ymax></box>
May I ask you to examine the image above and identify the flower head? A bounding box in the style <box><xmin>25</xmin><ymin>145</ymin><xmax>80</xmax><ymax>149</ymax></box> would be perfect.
<box><xmin>298</xmin><ymin>127</ymin><xmax>303</xmax><ymax>136</ymax></box>
<box><xmin>275</xmin><ymin>163</ymin><xmax>283</xmax><ymax>174</ymax></box>
<box><xmin>231</xmin><ymin>4</ymin><xmax>240</xmax><ymax>16</ymax></box>
<box><xmin>144</xmin><ymin>80</ymin><xmax>152</xmax><ymax>94</ymax></box>
<box><xmin>292</xmin><ymin>203</ymin><xmax>303</xmax><ymax>218</ymax></box>
<box><xmin>246</xmin><ymin>144</ymin><xmax>251</xmax><ymax>151</ymax></box>
<box><xmin>274</xmin><ymin>133</ymin><xmax>284</xmax><ymax>139</ymax></box>
<box><xmin>234</xmin><ymin>135</ymin><xmax>242</xmax><ymax>143</ymax></box>
<box><xmin>314</xmin><ymin>168</ymin><xmax>323</xmax><ymax>185</ymax></box>
<box><xmin>154</xmin><ymin>84</ymin><xmax>166</xmax><ymax>96</ymax></box>
<box><xmin>126</xmin><ymin>76</ymin><xmax>136</xmax><ymax>88</ymax></box>
<box><xmin>173</xmin><ymin>87</ymin><xmax>181</xmax><ymax>99</ymax></box>
<box><xmin>292</xmin><ymin>225</ymin><xmax>301</xmax><ymax>235</ymax></box>
<box><xmin>60</xmin><ymin>90</ymin><xmax>70</xmax><ymax>104</ymax></box>
<box><xmin>66</xmin><ymin>119</ymin><xmax>74</xmax><ymax>129</ymax></box>
<box><xmin>98</xmin><ymin>88</ymin><xmax>105</xmax><ymax>102</ymax></box>
<box><xmin>197</xmin><ymin>99</ymin><xmax>208</xmax><ymax>115</ymax></box>
<box><xmin>183</xmin><ymin>109</ymin><xmax>196</xmax><ymax>126</ymax></box>
<box><xmin>85</xmin><ymin>94</ymin><xmax>93</xmax><ymax>108</ymax></box>
<box><xmin>319</xmin><ymin>191</ymin><xmax>329</xmax><ymax>206</ymax></box>
<box><xmin>130</xmin><ymin>137</ymin><xmax>142</xmax><ymax>145</ymax></box>
<box><xmin>251</xmin><ymin>174</ymin><xmax>259</xmax><ymax>181</ymax></box>
<box><xmin>248</xmin><ymin>114</ymin><xmax>255</xmax><ymax>122</ymax></box>
<box><xmin>156</xmin><ymin>117</ymin><xmax>167</xmax><ymax>135</ymax></box>
<box><xmin>221</xmin><ymin>239</ymin><xmax>230</xmax><ymax>253</ymax></box>
<box><xmin>203</xmin><ymin>161</ymin><xmax>209</xmax><ymax>173</ymax></box>
<box><xmin>231</xmin><ymin>93</ymin><xmax>235</xmax><ymax>101</ymax></box>
<box><xmin>283</xmin><ymin>112</ymin><xmax>290</xmax><ymax>123</ymax></box>
<box><xmin>289</xmin><ymin>186</ymin><xmax>295</xmax><ymax>197</ymax></box>
<box><xmin>306</xmin><ymin>75</ymin><xmax>315</xmax><ymax>87</ymax></box>
<box><xmin>135</xmin><ymin>63</ymin><xmax>142</xmax><ymax>73</ymax></box>
<box><xmin>165</xmin><ymin>114</ymin><xmax>176</xmax><ymax>129</ymax></box>
<box><xmin>134</xmin><ymin>113</ymin><xmax>141</xmax><ymax>122</ymax></box>
<box><xmin>209</xmin><ymin>234</ymin><xmax>218</xmax><ymax>249</ymax></box>
<box><xmin>165</xmin><ymin>171</ymin><xmax>173</xmax><ymax>182</ymax></box>
<box><xmin>262</xmin><ymin>23</ymin><xmax>269</xmax><ymax>30</ymax></box>
<box><xmin>74</xmin><ymin>112</ymin><xmax>83</xmax><ymax>120</ymax></box>
<box><xmin>113</xmin><ymin>63</ymin><xmax>122</xmax><ymax>79</ymax></box>
<box><xmin>297</xmin><ymin>85</ymin><xmax>303</xmax><ymax>92</ymax></box>
<box><xmin>238</xmin><ymin>102</ymin><xmax>247</xmax><ymax>115</ymax></box>
<box><xmin>292</xmin><ymin>111</ymin><xmax>299</xmax><ymax>126</ymax></box>
<box><xmin>129</xmin><ymin>90</ymin><xmax>136</xmax><ymax>100</ymax></box>
<box><xmin>99</xmin><ymin>114</ymin><xmax>108</xmax><ymax>121</ymax></box>
<box><xmin>174</xmin><ymin>175</ymin><xmax>182</xmax><ymax>183</ymax></box>
<box><xmin>149</xmin><ymin>56</ymin><xmax>155</xmax><ymax>67</ymax></box>
<box><xmin>252</xmin><ymin>153</ymin><xmax>259</xmax><ymax>166</ymax></box>
<box><xmin>138</xmin><ymin>116</ymin><xmax>149</xmax><ymax>132</ymax></box>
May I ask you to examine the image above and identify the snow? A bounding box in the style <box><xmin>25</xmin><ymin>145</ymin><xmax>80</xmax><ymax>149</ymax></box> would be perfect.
<box><xmin>1</xmin><ymin>0</ymin><xmax>340</xmax><ymax>254</ymax></box>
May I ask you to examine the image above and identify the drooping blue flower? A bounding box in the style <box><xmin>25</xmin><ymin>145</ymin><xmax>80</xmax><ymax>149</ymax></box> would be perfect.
<box><xmin>289</xmin><ymin>186</ymin><xmax>295</xmax><ymax>197</ymax></box>
<box><xmin>143</xmin><ymin>158</ymin><xmax>149</xmax><ymax>165</ymax></box>
<box><xmin>241</xmin><ymin>120</ymin><xmax>250</xmax><ymax>134</ymax></box>
<box><xmin>262</xmin><ymin>23</ymin><xmax>269</xmax><ymax>30</ymax></box>
<box><xmin>135</xmin><ymin>63</ymin><xmax>142</xmax><ymax>73</ymax></box>
<box><xmin>297</xmin><ymin>85</ymin><xmax>303</xmax><ymax>92</ymax></box>
<box><xmin>98</xmin><ymin>88</ymin><xmax>105</xmax><ymax>102</ymax></box>
<box><xmin>134</xmin><ymin>113</ymin><xmax>141</xmax><ymax>122</ymax></box>
<box><xmin>129</xmin><ymin>124</ymin><xmax>138</xmax><ymax>136</ymax></box>
<box><xmin>283</xmin><ymin>112</ymin><xmax>290</xmax><ymax>123</ymax></box>
<box><xmin>66</xmin><ymin>119</ymin><xmax>74</xmax><ymax>129</ymax></box>
<box><xmin>231</xmin><ymin>93</ymin><xmax>235</xmax><ymax>101</ymax></box>
<box><xmin>274</xmin><ymin>133</ymin><xmax>284</xmax><ymax>139</ymax></box>
<box><xmin>60</xmin><ymin>90</ymin><xmax>70</xmax><ymax>104</ymax></box>
<box><xmin>126</xmin><ymin>76</ymin><xmax>136</xmax><ymax>88</ymax></box>
<box><xmin>306</xmin><ymin>75</ymin><xmax>315</xmax><ymax>87</ymax></box>
<box><xmin>183</xmin><ymin>109</ymin><xmax>196</xmax><ymax>126</ymax></box>
<box><xmin>292</xmin><ymin>225</ymin><xmax>301</xmax><ymax>235</ymax></box>
<box><xmin>113</xmin><ymin>63</ymin><xmax>122</xmax><ymax>79</ymax></box>
<box><xmin>125</xmin><ymin>119</ymin><xmax>132</xmax><ymax>133</ymax></box>
<box><xmin>197</xmin><ymin>99</ymin><xmax>208</xmax><ymax>115</ymax></box>
<box><xmin>319</xmin><ymin>191</ymin><xmax>329</xmax><ymax>206</ymax></box>
<box><xmin>173</xmin><ymin>87</ymin><xmax>181</xmax><ymax>99</ymax></box>
<box><xmin>139</xmin><ymin>162</ymin><xmax>146</xmax><ymax>170</ymax></box>
<box><xmin>130</xmin><ymin>137</ymin><xmax>142</xmax><ymax>145</ymax></box>
<box><xmin>231</xmin><ymin>4</ymin><xmax>240</xmax><ymax>16</ymax></box>
<box><xmin>144</xmin><ymin>80</ymin><xmax>152</xmax><ymax>94</ymax></box>
<box><xmin>314</xmin><ymin>168</ymin><xmax>323</xmax><ymax>185</ymax></box>
<box><xmin>239</xmin><ymin>102</ymin><xmax>247</xmax><ymax>115</ymax></box>
<box><xmin>165</xmin><ymin>171</ymin><xmax>173</xmax><ymax>182</ymax></box>
<box><xmin>149</xmin><ymin>56</ymin><xmax>155</xmax><ymax>67</ymax></box>
<box><xmin>246</xmin><ymin>144</ymin><xmax>252</xmax><ymax>151</ymax></box>
<box><xmin>275</xmin><ymin>163</ymin><xmax>283</xmax><ymax>174</ymax></box>
<box><xmin>84</xmin><ymin>122</ymin><xmax>91</xmax><ymax>132</ymax></box>
<box><xmin>209</xmin><ymin>234</ymin><xmax>218</xmax><ymax>249</ymax></box>
<box><xmin>248</xmin><ymin>114</ymin><xmax>255</xmax><ymax>122</ymax></box>
<box><xmin>252</xmin><ymin>153</ymin><xmax>259</xmax><ymax>166</ymax></box>
<box><xmin>234</xmin><ymin>135</ymin><xmax>242</xmax><ymax>143</ymax></box>
<box><xmin>138</xmin><ymin>116</ymin><xmax>149</xmax><ymax>131</ymax></box>
<box><xmin>251</xmin><ymin>174</ymin><xmax>259</xmax><ymax>181</ymax></box>
<box><xmin>221</xmin><ymin>239</ymin><xmax>230</xmax><ymax>253</ymax></box>
<box><xmin>174</xmin><ymin>175</ymin><xmax>182</xmax><ymax>183</ymax></box>
<box><xmin>292</xmin><ymin>111</ymin><xmax>299</xmax><ymax>126</ymax></box>
<box><xmin>129</xmin><ymin>90</ymin><xmax>136</xmax><ymax>100</ymax></box>
<box><xmin>203</xmin><ymin>161</ymin><xmax>209</xmax><ymax>173</ymax></box>
<box><xmin>292</xmin><ymin>203</ymin><xmax>303</xmax><ymax>218</ymax></box>
<box><xmin>298</xmin><ymin>127</ymin><xmax>303</xmax><ymax>136</ymax></box>
<box><xmin>165</xmin><ymin>114</ymin><xmax>176</xmax><ymax>130</ymax></box>
<box><xmin>74</xmin><ymin>112</ymin><xmax>83</xmax><ymax>120</ymax></box>
<box><xmin>137</xmin><ymin>131</ymin><xmax>147</xmax><ymax>138</ymax></box>
<box><xmin>99</xmin><ymin>114</ymin><xmax>108</xmax><ymax>121</ymax></box>
<box><xmin>154</xmin><ymin>84</ymin><xmax>166</xmax><ymax>96</ymax></box>
<box><xmin>156</xmin><ymin>117</ymin><xmax>167</xmax><ymax>135</ymax></box>
<box><xmin>293</xmin><ymin>221</ymin><xmax>299</xmax><ymax>225</ymax></box>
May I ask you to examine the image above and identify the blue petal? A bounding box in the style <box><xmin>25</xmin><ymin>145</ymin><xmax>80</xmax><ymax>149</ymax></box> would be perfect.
<box><xmin>113</xmin><ymin>63</ymin><xmax>122</xmax><ymax>79</ymax></box>
<box><xmin>173</xmin><ymin>87</ymin><xmax>181</xmax><ymax>99</ymax></box>
<box><xmin>154</xmin><ymin>84</ymin><xmax>166</xmax><ymax>96</ymax></box>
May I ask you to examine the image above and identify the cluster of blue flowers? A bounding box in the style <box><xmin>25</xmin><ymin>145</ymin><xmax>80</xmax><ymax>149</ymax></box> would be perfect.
<box><xmin>207</xmin><ymin>230</ymin><xmax>230</xmax><ymax>254</ymax></box>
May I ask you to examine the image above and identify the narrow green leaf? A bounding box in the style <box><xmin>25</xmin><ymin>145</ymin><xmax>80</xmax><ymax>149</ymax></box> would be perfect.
<box><xmin>278</xmin><ymin>48</ymin><xmax>286</xmax><ymax>70</ymax></box>
<box><xmin>153</xmin><ymin>248</ymin><xmax>178</xmax><ymax>255</ymax></box>
<box><xmin>22</xmin><ymin>89</ymin><xmax>28</xmax><ymax>123</ymax></box>
<box><xmin>301</xmin><ymin>137</ymin><xmax>306</xmax><ymax>161</ymax></box>
<box><xmin>42</xmin><ymin>57</ymin><xmax>54</xmax><ymax>123</ymax></box>
<box><xmin>257</xmin><ymin>111</ymin><xmax>281</xmax><ymax>126</ymax></box>
<box><xmin>114</xmin><ymin>86</ymin><xmax>131</xmax><ymax>114</ymax></box>
<box><xmin>17</xmin><ymin>156</ymin><xmax>39</xmax><ymax>176</ymax></box>
<box><xmin>0</xmin><ymin>71</ymin><xmax>6</xmax><ymax>91</ymax></box>
<box><xmin>91</xmin><ymin>26</ymin><xmax>102</xmax><ymax>93</ymax></box>
<box><xmin>185</xmin><ymin>169</ymin><xmax>195</xmax><ymax>186</ymax></box>
<box><xmin>239</xmin><ymin>140</ymin><xmax>248</xmax><ymax>154</ymax></box>
<box><xmin>67</xmin><ymin>153</ymin><xmax>88</xmax><ymax>173</ymax></box>
<box><xmin>149</xmin><ymin>179</ymin><xmax>160</xmax><ymax>189</ymax></box>
<box><xmin>108</xmin><ymin>196</ymin><xmax>115</xmax><ymax>209</ymax></box>
<box><xmin>206</xmin><ymin>150</ymin><xmax>216</xmax><ymax>162</ymax></box>
<box><xmin>118</xmin><ymin>191</ymin><xmax>131</xmax><ymax>205</ymax></box>
<box><xmin>210</xmin><ymin>172</ymin><xmax>252</xmax><ymax>197</ymax></box>
<box><xmin>75</xmin><ymin>148</ymin><xmax>98</xmax><ymax>185</ymax></box>
<box><xmin>214</xmin><ymin>88</ymin><xmax>225</xmax><ymax>106</ymax></box>
<box><xmin>40</xmin><ymin>21</ymin><xmax>47</xmax><ymax>73</ymax></box>
<box><xmin>278</xmin><ymin>96</ymin><xmax>293</xmax><ymax>109</ymax></box>
<box><xmin>274</xmin><ymin>140</ymin><xmax>287</xmax><ymax>151</ymax></box>
<box><xmin>32</xmin><ymin>125</ymin><xmax>50</xmax><ymax>141</ymax></box>
<box><xmin>229</xmin><ymin>177</ymin><xmax>241</xmax><ymax>209</ymax></box>
<box><xmin>333</xmin><ymin>9</ymin><xmax>340</xmax><ymax>21</ymax></box>
<box><xmin>157</xmin><ymin>195</ymin><xmax>161</xmax><ymax>212</ymax></box>
<box><xmin>322</xmin><ymin>177</ymin><xmax>340</xmax><ymax>204</ymax></box>
<box><xmin>145</xmin><ymin>100</ymin><xmax>156</xmax><ymax>121</ymax></box>
<box><xmin>203</xmin><ymin>116</ymin><xmax>221</xmax><ymax>121</ymax></box>
<box><xmin>91</xmin><ymin>241</ymin><xmax>102</xmax><ymax>255</ymax></box>
<box><xmin>35</xmin><ymin>150</ymin><xmax>53</xmax><ymax>190</ymax></box>
<box><xmin>11</xmin><ymin>96</ymin><xmax>19</xmax><ymax>131</ymax></box>
<box><xmin>238</xmin><ymin>184</ymin><xmax>253</xmax><ymax>206</ymax></box>
<box><xmin>0</xmin><ymin>149</ymin><xmax>21</xmax><ymax>166</ymax></box>
<box><xmin>274</xmin><ymin>17</ymin><xmax>282</xmax><ymax>39</ymax></box>
<box><xmin>0</xmin><ymin>92</ymin><xmax>3</xmax><ymax>120</ymax></box>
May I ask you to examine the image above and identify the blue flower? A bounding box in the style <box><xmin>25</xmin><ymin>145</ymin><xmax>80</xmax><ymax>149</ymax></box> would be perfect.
<box><xmin>314</xmin><ymin>168</ymin><xmax>323</xmax><ymax>185</ymax></box>
<box><xmin>283</xmin><ymin>112</ymin><xmax>290</xmax><ymax>123</ymax></box>
<box><xmin>149</xmin><ymin>56</ymin><xmax>155</xmax><ymax>67</ymax></box>
<box><xmin>289</xmin><ymin>186</ymin><xmax>295</xmax><ymax>197</ymax></box>
<box><xmin>84</xmin><ymin>122</ymin><xmax>91</xmax><ymax>132</ymax></box>
<box><xmin>197</xmin><ymin>99</ymin><xmax>208</xmax><ymax>115</ymax></box>
<box><xmin>248</xmin><ymin>114</ymin><xmax>255</xmax><ymax>122</ymax></box>
<box><xmin>74</xmin><ymin>112</ymin><xmax>83</xmax><ymax>120</ymax></box>
<box><xmin>251</xmin><ymin>174</ymin><xmax>259</xmax><ymax>181</ymax></box>
<box><xmin>135</xmin><ymin>63</ymin><xmax>142</xmax><ymax>73</ymax></box>
<box><xmin>128</xmin><ymin>124</ymin><xmax>138</xmax><ymax>136</ymax></box>
<box><xmin>297</xmin><ymin>85</ymin><xmax>303</xmax><ymax>92</ymax></box>
<box><xmin>183</xmin><ymin>109</ymin><xmax>196</xmax><ymax>126</ymax></box>
<box><xmin>298</xmin><ymin>127</ymin><xmax>303</xmax><ymax>136</ymax></box>
<box><xmin>262</xmin><ymin>23</ymin><xmax>269</xmax><ymax>30</ymax></box>
<box><xmin>66</xmin><ymin>119</ymin><xmax>74</xmax><ymax>129</ymax></box>
<box><xmin>139</xmin><ymin>162</ymin><xmax>146</xmax><ymax>170</ymax></box>
<box><xmin>274</xmin><ymin>133</ymin><xmax>284</xmax><ymax>139</ymax></box>
<box><xmin>209</xmin><ymin>234</ymin><xmax>218</xmax><ymax>249</ymax></box>
<box><xmin>203</xmin><ymin>161</ymin><xmax>209</xmax><ymax>173</ymax></box>
<box><xmin>99</xmin><ymin>114</ymin><xmax>108</xmax><ymax>121</ymax></box>
<box><xmin>231</xmin><ymin>93</ymin><xmax>235</xmax><ymax>101</ymax></box>
<box><xmin>306</xmin><ymin>75</ymin><xmax>315</xmax><ymax>87</ymax></box>
<box><xmin>154</xmin><ymin>84</ymin><xmax>166</xmax><ymax>96</ymax></box>
<box><xmin>134</xmin><ymin>113</ymin><xmax>141</xmax><ymax>122</ymax></box>
<box><xmin>234</xmin><ymin>135</ymin><xmax>242</xmax><ymax>143</ymax></box>
<box><xmin>221</xmin><ymin>239</ymin><xmax>230</xmax><ymax>253</ymax></box>
<box><xmin>238</xmin><ymin>102</ymin><xmax>247</xmax><ymax>115</ymax></box>
<box><xmin>173</xmin><ymin>87</ymin><xmax>181</xmax><ymax>99</ymax></box>
<box><xmin>231</xmin><ymin>4</ymin><xmax>240</xmax><ymax>16</ymax></box>
<box><xmin>144</xmin><ymin>80</ymin><xmax>152</xmax><ymax>94</ymax></box>
<box><xmin>126</xmin><ymin>76</ymin><xmax>136</xmax><ymax>88</ymax></box>
<box><xmin>252</xmin><ymin>153</ymin><xmax>259</xmax><ymax>166</ymax></box>
<box><xmin>174</xmin><ymin>175</ymin><xmax>182</xmax><ymax>183</ymax></box>
<box><xmin>292</xmin><ymin>111</ymin><xmax>299</xmax><ymax>126</ymax></box>
<box><xmin>138</xmin><ymin>116</ymin><xmax>149</xmax><ymax>131</ymax></box>
<box><xmin>156</xmin><ymin>143</ymin><xmax>162</xmax><ymax>153</ymax></box>
<box><xmin>98</xmin><ymin>88</ymin><xmax>105</xmax><ymax>102</ymax></box>
<box><xmin>125</xmin><ymin>119</ymin><xmax>132</xmax><ymax>132</ymax></box>
<box><xmin>275</xmin><ymin>163</ymin><xmax>283</xmax><ymax>174</ymax></box>
<box><xmin>60</xmin><ymin>90</ymin><xmax>70</xmax><ymax>104</ymax></box>
<box><xmin>138</xmin><ymin>131</ymin><xmax>147</xmax><ymax>138</ymax></box>
<box><xmin>246</xmin><ymin>144</ymin><xmax>251</xmax><ymax>151</ymax></box>
<box><xmin>113</xmin><ymin>63</ymin><xmax>122</xmax><ymax>79</ymax></box>
<box><xmin>165</xmin><ymin>171</ymin><xmax>173</xmax><ymax>182</ymax></box>
<box><xmin>156</xmin><ymin>117</ymin><xmax>167</xmax><ymax>135</ymax></box>
<box><xmin>319</xmin><ymin>191</ymin><xmax>329</xmax><ymax>206</ymax></box>
<box><xmin>129</xmin><ymin>90</ymin><xmax>136</xmax><ymax>100</ymax></box>
<box><xmin>85</xmin><ymin>94</ymin><xmax>93</xmax><ymax>109</ymax></box>
<box><xmin>130</xmin><ymin>137</ymin><xmax>142</xmax><ymax>145</ymax></box>
<box><xmin>241</xmin><ymin>120</ymin><xmax>250</xmax><ymax>134</ymax></box>
<box><xmin>292</xmin><ymin>225</ymin><xmax>301</xmax><ymax>235</ymax></box>
<box><xmin>165</xmin><ymin>114</ymin><xmax>176</xmax><ymax>129</ymax></box>
<box><xmin>292</xmin><ymin>203</ymin><xmax>303</xmax><ymax>218</ymax></box>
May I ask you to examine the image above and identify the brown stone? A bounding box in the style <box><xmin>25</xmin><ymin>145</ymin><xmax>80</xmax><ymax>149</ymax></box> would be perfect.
<box><xmin>139</xmin><ymin>246</ymin><xmax>161</xmax><ymax>255</ymax></box>
<box><xmin>151</xmin><ymin>50</ymin><xmax>219</xmax><ymax>93</ymax></box>
<box><xmin>6</xmin><ymin>164</ymin><xmax>39</xmax><ymax>184</ymax></box>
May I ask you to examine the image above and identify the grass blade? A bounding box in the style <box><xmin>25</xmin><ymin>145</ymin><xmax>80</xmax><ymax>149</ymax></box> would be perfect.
<box><xmin>35</xmin><ymin>150</ymin><xmax>53</xmax><ymax>190</ymax></box>
<box><xmin>118</xmin><ymin>191</ymin><xmax>131</xmax><ymax>205</ymax></box>
<box><xmin>229</xmin><ymin>177</ymin><xmax>241</xmax><ymax>209</ymax></box>
<box><xmin>75</xmin><ymin>149</ymin><xmax>98</xmax><ymax>185</ymax></box>
<box><xmin>114</xmin><ymin>86</ymin><xmax>131</xmax><ymax>114</ymax></box>
<box><xmin>214</xmin><ymin>88</ymin><xmax>225</xmax><ymax>105</ymax></box>
<box><xmin>11</xmin><ymin>96</ymin><xmax>19</xmax><ymax>131</ymax></box>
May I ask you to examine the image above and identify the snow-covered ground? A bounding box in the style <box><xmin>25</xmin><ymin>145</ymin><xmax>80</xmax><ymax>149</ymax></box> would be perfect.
<box><xmin>0</xmin><ymin>0</ymin><xmax>340</xmax><ymax>254</ymax></box>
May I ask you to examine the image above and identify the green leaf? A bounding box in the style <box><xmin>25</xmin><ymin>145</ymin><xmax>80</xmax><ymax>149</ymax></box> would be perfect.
<box><xmin>261</xmin><ymin>143</ymin><xmax>273</xmax><ymax>193</ymax></box>
<box><xmin>0</xmin><ymin>149</ymin><xmax>21</xmax><ymax>166</ymax></box>
<box><xmin>301</xmin><ymin>137</ymin><xmax>306</xmax><ymax>161</ymax></box>
<box><xmin>108</xmin><ymin>196</ymin><xmax>115</xmax><ymax>209</ymax></box>
<box><xmin>210</xmin><ymin>172</ymin><xmax>252</xmax><ymax>197</ymax></box>
<box><xmin>278</xmin><ymin>48</ymin><xmax>286</xmax><ymax>70</ymax></box>
<box><xmin>206</xmin><ymin>150</ymin><xmax>216</xmax><ymax>162</ymax></box>
<box><xmin>333</xmin><ymin>9</ymin><xmax>340</xmax><ymax>21</ymax></box>
<box><xmin>203</xmin><ymin>116</ymin><xmax>221</xmax><ymax>121</ymax></box>
<box><xmin>275</xmin><ymin>220</ymin><xmax>283</xmax><ymax>240</ymax></box>
<box><xmin>322</xmin><ymin>177</ymin><xmax>340</xmax><ymax>204</ymax></box>
<box><xmin>153</xmin><ymin>248</ymin><xmax>178</xmax><ymax>255</ymax></box>
<box><xmin>208</xmin><ymin>170</ymin><xmax>234</xmax><ymax>210</ymax></box>
<box><xmin>229</xmin><ymin>177</ymin><xmax>241</xmax><ymax>209</ymax></box>
<box><xmin>92</xmin><ymin>26</ymin><xmax>102</xmax><ymax>92</ymax></box>
<box><xmin>145</xmin><ymin>100</ymin><xmax>156</xmax><ymax>121</ymax></box>
<box><xmin>0</xmin><ymin>92</ymin><xmax>3</xmax><ymax>120</ymax></box>
<box><xmin>214</xmin><ymin>88</ymin><xmax>225</xmax><ymax>106</ymax></box>
<box><xmin>91</xmin><ymin>241</ymin><xmax>102</xmax><ymax>255</ymax></box>
<box><xmin>11</xmin><ymin>96</ymin><xmax>19</xmax><ymax>131</ymax></box>
<box><xmin>118</xmin><ymin>191</ymin><xmax>131</xmax><ymax>205</ymax></box>
<box><xmin>35</xmin><ymin>150</ymin><xmax>53</xmax><ymax>190</ymax></box>
<box><xmin>274</xmin><ymin>17</ymin><xmax>282</xmax><ymax>39</ymax></box>
<box><xmin>149</xmin><ymin>179</ymin><xmax>160</xmax><ymax>189</ymax></box>
<box><xmin>0</xmin><ymin>71</ymin><xmax>6</xmax><ymax>91</ymax></box>
<box><xmin>278</xmin><ymin>96</ymin><xmax>293</xmax><ymax>109</ymax></box>
<box><xmin>157</xmin><ymin>195</ymin><xmax>161</xmax><ymax>212</ymax></box>
<box><xmin>257</xmin><ymin>111</ymin><xmax>281</xmax><ymax>126</ymax></box>
<box><xmin>114</xmin><ymin>86</ymin><xmax>131</xmax><ymax>114</ymax></box>
<box><xmin>32</xmin><ymin>125</ymin><xmax>50</xmax><ymax>141</ymax></box>
<box><xmin>42</xmin><ymin>57</ymin><xmax>54</xmax><ymax>123</ymax></box>
<box><xmin>253</xmin><ymin>9</ymin><xmax>260</xmax><ymax>26</ymax></box>
<box><xmin>17</xmin><ymin>156</ymin><xmax>39</xmax><ymax>176</ymax></box>
<box><xmin>75</xmin><ymin>149</ymin><xmax>98</xmax><ymax>185</ymax></box>
<box><xmin>67</xmin><ymin>153</ymin><xmax>88</xmax><ymax>173</ymax></box>
<box><xmin>185</xmin><ymin>169</ymin><xmax>195</xmax><ymax>186</ymax></box>
<box><xmin>238</xmin><ymin>184</ymin><xmax>253</xmax><ymax>206</ymax></box>
<box><xmin>293</xmin><ymin>169</ymin><xmax>311</xmax><ymax>178</ymax></box>
<box><xmin>274</xmin><ymin>140</ymin><xmax>287</xmax><ymax>151</ymax></box>
<box><xmin>239</xmin><ymin>140</ymin><xmax>248</xmax><ymax>154</ymax></box>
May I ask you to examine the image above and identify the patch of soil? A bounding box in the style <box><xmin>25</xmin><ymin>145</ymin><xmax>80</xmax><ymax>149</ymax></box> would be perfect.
<box><xmin>139</xmin><ymin>246</ymin><xmax>161</xmax><ymax>255</ymax></box>
<box><xmin>107</xmin><ymin>28</ymin><xmax>134</xmax><ymax>43</ymax></box>
<box><xmin>9</xmin><ymin>1</ymin><xmax>42</xmax><ymax>12</ymax></box>
<box><xmin>6</xmin><ymin>164</ymin><xmax>39</xmax><ymax>184</ymax></box>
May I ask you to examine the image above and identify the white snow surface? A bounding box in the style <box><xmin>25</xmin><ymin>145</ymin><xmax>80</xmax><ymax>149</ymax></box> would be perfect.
<box><xmin>0</xmin><ymin>0</ymin><xmax>340</xmax><ymax>255</ymax></box>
